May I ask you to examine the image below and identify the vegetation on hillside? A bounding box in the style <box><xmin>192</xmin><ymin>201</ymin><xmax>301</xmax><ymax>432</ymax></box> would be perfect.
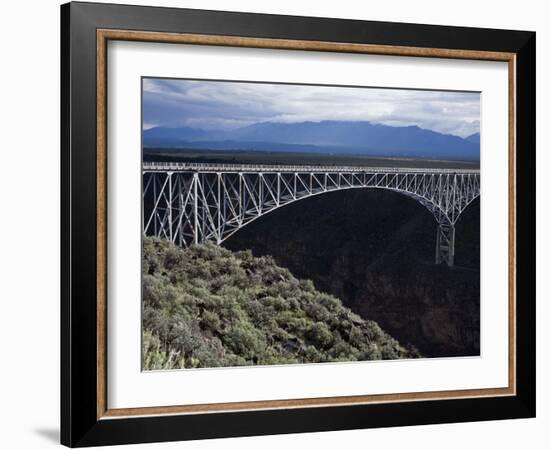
<box><xmin>142</xmin><ymin>237</ymin><xmax>417</xmax><ymax>370</ymax></box>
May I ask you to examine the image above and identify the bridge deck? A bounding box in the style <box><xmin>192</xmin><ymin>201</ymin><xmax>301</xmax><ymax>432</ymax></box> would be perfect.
<box><xmin>143</xmin><ymin>161</ymin><xmax>480</xmax><ymax>174</ymax></box>
<box><xmin>143</xmin><ymin>161</ymin><xmax>480</xmax><ymax>266</ymax></box>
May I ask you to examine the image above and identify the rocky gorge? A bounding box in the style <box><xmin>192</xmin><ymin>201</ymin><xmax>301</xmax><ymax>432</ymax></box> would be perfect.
<box><xmin>224</xmin><ymin>188</ymin><xmax>480</xmax><ymax>358</ymax></box>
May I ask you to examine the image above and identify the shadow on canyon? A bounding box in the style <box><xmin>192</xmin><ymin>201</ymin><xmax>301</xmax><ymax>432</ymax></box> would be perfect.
<box><xmin>224</xmin><ymin>189</ymin><xmax>480</xmax><ymax>358</ymax></box>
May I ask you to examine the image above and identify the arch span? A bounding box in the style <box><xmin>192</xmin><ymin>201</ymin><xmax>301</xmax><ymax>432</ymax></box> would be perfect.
<box><xmin>142</xmin><ymin>162</ymin><xmax>480</xmax><ymax>267</ymax></box>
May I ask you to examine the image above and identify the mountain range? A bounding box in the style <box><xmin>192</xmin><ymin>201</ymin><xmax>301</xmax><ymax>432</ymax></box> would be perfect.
<box><xmin>143</xmin><ymin>121</ymin><xmax>480</xmax><ymax>161</ymax></box>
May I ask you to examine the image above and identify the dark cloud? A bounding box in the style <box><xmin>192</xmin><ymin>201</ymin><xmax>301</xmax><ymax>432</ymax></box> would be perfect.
<box><xmin>143</xmin><ymin>78</ymin><xmax>480</xmax><ymax>138</ymax></box>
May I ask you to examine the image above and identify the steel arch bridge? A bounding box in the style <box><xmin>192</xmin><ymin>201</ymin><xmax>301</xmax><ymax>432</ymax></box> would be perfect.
<box><xmin>143</xmin><ymin>162</ymin><xmax>480</xmax><ymax>267</ymax></box>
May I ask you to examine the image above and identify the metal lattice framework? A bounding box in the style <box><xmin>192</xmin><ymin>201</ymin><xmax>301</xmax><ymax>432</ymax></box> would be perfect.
<box><xmin>143</xmin><ymin>162</ymin><xmax>480</xmax><ymax>266</ymax></box>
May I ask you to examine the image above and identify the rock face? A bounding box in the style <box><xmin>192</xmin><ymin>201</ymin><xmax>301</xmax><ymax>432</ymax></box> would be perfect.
<box><xmin>224</xmin><ymin>188</ymin><xmax>480</xmax><ymax>358</ymax></box>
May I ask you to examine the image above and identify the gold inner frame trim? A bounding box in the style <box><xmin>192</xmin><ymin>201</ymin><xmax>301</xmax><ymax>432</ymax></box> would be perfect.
<box><xmin>96</xmin><ymin>28</ymin><xmax>517</xmax><ymax>420</ymax></box>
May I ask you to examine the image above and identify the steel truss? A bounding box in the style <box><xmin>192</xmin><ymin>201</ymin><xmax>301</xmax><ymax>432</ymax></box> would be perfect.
<box><xmin>143</xmin><ymin>163</ymin><xmax>480</xmax><ymax>267</ymax></box>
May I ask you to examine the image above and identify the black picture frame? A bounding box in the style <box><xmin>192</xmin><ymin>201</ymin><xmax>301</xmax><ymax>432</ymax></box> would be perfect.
<box><xmin>61</xmin><ymin>1</ymin><xmax>536</xmax><ymax>447</ymax></box>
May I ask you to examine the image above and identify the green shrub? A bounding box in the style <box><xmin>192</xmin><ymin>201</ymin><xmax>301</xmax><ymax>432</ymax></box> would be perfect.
<box><xmin>142</xmin><ymin>237</ymin><xmax>417</xmax><ymax>369</ymax></box>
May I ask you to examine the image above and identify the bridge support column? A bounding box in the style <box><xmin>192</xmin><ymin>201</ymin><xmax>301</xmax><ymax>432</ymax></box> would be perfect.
<box><xmin>435</xmin><ymin>222</ymin><xmax>455</xmax><ymax>267</ymax></box>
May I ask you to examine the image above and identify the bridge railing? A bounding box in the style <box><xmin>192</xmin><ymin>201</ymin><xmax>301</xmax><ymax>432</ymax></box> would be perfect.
<box><xmin>142</xmin><ymin>161</ymin><xmax>480</xmax><ymax>174</ymax></box>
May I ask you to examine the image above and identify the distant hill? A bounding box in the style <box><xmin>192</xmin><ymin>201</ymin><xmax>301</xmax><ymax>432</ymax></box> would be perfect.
<box><xmin>144</xmin><ymin>120</ymin><xmax>480</xmax><ymax>161</ymax></box>
<box><xmin>465</xmin><ymin>132</ymin><xmax>480</xmax><ymax>145</ymax></box>
<box><xmin>142</xmin><ymin>126</ymin><xmax>207</xmax><ymax>146</ymax></box>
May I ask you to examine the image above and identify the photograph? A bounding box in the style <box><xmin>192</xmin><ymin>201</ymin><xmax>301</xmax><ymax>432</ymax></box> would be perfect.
<box><xmin>55</xmin><ymin>1</ymin><xmax>536</xmax><ymax>447</ymax></box>
<box><xmin>141</xmin><ymin>78</ymin><xmax>481</xmax><ymax>370</ymax></box>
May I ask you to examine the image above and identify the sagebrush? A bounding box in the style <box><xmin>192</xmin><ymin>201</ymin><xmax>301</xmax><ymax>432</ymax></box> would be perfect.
<box><xmin>142</xmin><ymin>237</ymin><xmax>418</xmax><ymax>369</ymax></box>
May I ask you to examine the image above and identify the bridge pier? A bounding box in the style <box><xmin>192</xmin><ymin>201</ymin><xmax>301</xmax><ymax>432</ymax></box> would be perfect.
<box><xmin>435</xmin><ymin>222</ymin><xmax>455</xmax><ymax>267</ymax></box>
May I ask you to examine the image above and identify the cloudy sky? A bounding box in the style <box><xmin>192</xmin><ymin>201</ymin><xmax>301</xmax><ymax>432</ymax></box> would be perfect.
<box><xmin>143</xmin><ymin>78</ymin><xmax>480</xmax><ymax>138</ymax></box>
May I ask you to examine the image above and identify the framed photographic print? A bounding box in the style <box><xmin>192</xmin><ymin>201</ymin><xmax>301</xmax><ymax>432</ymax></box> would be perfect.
<box><xmin>60</xmin><ymin>1</ymin><xmax>536</xmax><ymax>447</ymax></box>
